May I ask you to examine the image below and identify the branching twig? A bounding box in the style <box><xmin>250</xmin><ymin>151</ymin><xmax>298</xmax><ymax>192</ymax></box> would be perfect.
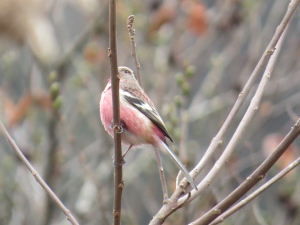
<box><xmin>127</xmin><ymin>15</ymin><xmax>142</xmax><ymax>87</ymax></box>
<box><xmin>149</xmin><ymin>1</ymin><xmax>300</xmax><ymax>224</ymax></box>
<box><xmin>251</xmin><ymin>200</ymin><xmax>268</xmax><ymax>225</ymax></box>
<box><xmin>189</xmin><ymin>0</ymin><xmax>299</xmax><ymax>182</ymax></box>
<box><xmin>210</xmin><ymin>154</ymin><xmax>300</xmax><ymax>225</ymax></box>
<box><xmin>180</xmin><ymin>9</ymin><xmax>292</xmax><ymax>205</ymax></box>
<box><xmin>109</xmin><ymin>0</ymin><xmax>123</xmax><ymax>224</ymax></box>
<box><xmin>0</xmin><ymin>122</ymin><xmax>80</xmax><ymax>225</ymax></box>
<box><xmin>176</xmin><ymin>170</ymin><xmax>183</xmax><ymax>189</ymax></box>
<box><xmin>190</xmin><ymin>119</ymin><xmax>300</xmax><ymax>225</ymax></box>
<box><xmin>154</xmin><ymin>148</ymin><xmax>168</xmax><ymax>201</ymax></box>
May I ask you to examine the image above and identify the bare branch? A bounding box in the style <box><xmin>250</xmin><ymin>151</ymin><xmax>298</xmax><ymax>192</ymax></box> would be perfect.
<box><xmin>109</xmin><ymin>0</ymin><xmax>123</xmax><ymax>224</ymax></box>
<box><xmin>0</xmin><ymin>122</ymin><xmax>80</xmax><ymax>225</ymax></box>
<box><xmin>127</xmin><ymin>15</ymin><xmax>143</xmax><ymax>87</ymax></box>
<box><xmin>210</xmin><ymin>153</ymin><xmax>300</xmax><ymax>225</ymax></box>
<box><xmin>191</xmin><ymin>119</ymin><xmax>300</xmax><ymax>225</ymax></box>
<box><xmin>176</xmin><ymin>170</ymin><xmax>183</xmax><ymax>189</ymax></box>
<box><xmin>180</xmin><ymin>8</ymin><xmax>292</xmax><ymax>205</ymax></box>
<box><xmin>189</xmin><ymin>0</ymin><xmax>300</xmax><ymax>182</ymax></box>
<box><xmin>154</xmin><ymin>148</ymin><xmax>168</xmax><ymax>201</ymax></box>
<box><xmin>149</xmin><ymin>0</ymin><xmax>300</xmax><ymax>224</ymax></box>
<box><xmin>43</xmin><ymin>98</ymin><xmax>61</xmax><ymax>225</ymax></box>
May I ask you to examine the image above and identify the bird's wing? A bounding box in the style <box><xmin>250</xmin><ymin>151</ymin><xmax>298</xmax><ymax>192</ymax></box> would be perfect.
<box><xmin>121</xmin><ymin>90</ymin><xmax>173</xmax><ymax>142</ymax></box>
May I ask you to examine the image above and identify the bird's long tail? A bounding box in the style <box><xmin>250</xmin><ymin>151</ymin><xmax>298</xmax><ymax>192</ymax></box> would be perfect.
<box><xmin>160</xmin><ymin>141</ymin><xmax>198</xmax><ymax>191</ymax></box>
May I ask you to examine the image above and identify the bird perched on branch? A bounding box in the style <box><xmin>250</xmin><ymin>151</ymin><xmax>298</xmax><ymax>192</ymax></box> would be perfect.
<box><xmin>100</xmin><ymin>66</ymin><xmax>197</xmax><ymax>191</ymax></box>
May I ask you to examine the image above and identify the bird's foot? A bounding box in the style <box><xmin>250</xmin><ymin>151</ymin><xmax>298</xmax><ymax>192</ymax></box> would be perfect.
<box><xmin>117</xmin><ymin>125</ymin><xmax>124</xmax><ymax>133</ymax></box>
<box><xmin>109</xmin><ymin>122</ymin><xmax>125</xmax><ymax>133</ymax></box>
<box><xmin>112</xmin><ymin>155</ymin><xmax>126</xmax><ymax>166</ymax></box>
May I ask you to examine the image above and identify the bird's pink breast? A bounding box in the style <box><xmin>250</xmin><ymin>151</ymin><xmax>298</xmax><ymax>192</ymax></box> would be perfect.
<box><xmin>99</xmin><ymin>87</ymin><xmax>166</xmax><ymax>146</ymax></box>
<box><xmin>100</xmin><ymin>88</ymin><xmax>114</xmax><ymax>137</ymax></box>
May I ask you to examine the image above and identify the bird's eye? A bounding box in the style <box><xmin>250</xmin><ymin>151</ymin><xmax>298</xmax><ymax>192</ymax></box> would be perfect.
<box><xmin>124</xmin><ymin>70</ymin><xmax>130</xmax><ymax>74</ymax></box>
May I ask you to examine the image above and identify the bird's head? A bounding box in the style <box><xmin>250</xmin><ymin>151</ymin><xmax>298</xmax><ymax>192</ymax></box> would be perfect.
<box><xmin>118</xmin><ymin>66</ymin><xmax>135</xmax><ymax>79</ymax></box>
<box><xmin>118</xmin><ymin>66</ymin><xmax>141</xmax><ymax>89</ymax></box>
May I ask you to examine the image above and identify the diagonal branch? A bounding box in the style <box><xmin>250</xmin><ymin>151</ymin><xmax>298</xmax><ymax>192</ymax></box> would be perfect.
<box><xmin>190</xmin><ymin>119</ymin><xmax>300</xmax><ymax>225</ymax></box>
<box><xmin>149</xmin><ymin>0</ymin><xmax>300</xmax><ymax>224</ymax></box>
<box><xmin>0</xmin><ymin>122</ymin><xmax>80</xmax><ymax>225</ymax></box>
<box><xmin>180</xmin><ymin>8</ymin><xmax>292</xmax><ymax>205</ymax></box>
<box><xmin>189</xmin><ymin>0</ymin><xmax>299</xmax><ymax>182</ymax></box>
<box><xmin>210</xmin><ymin>153</ymin><xmax>300</xmax><ymax>225</ymax></box>
<box><xmin>108</xmin><ymin>0</ymin><xmax>123</xmax><ymax>224</ymax></box>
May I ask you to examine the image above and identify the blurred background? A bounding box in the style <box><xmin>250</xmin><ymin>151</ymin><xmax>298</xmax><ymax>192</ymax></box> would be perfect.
<box><xmin>0</xmin><ymin>0</ymin><xmax>300</xmax><ymax>224</ymax></box>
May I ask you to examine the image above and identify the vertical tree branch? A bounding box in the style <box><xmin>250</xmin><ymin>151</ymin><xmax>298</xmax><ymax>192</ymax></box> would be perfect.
<box><xmin>109</xmin><ymin>0</ymin><xmax>123</xmax><ymax>224</ymax></box>
<box><xmin>0</xmin><ymin>122</ymin><xmax>79</xmax><ymax>225</ymax></box>
<box><xmin>44</xmin><ymin>58</ymin><xmax>69</xmax><ymax>225</ymax></box>
<box><xmin>43</xmin><ymin>106</ymin><xmax>60</xmax><ymax>225</ymax></box>
<box><xmin>127</xmin><ymin>15</ymin><xmax>143</xmax><ymax>87</ymax></box>
<box><xmin>154</xmin><ymin>148</ymin><xmax>169</xmax><ymax>201</ymax></box>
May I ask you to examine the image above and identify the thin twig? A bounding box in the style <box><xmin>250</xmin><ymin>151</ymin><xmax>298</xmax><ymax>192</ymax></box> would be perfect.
<box><xmin>176</xmin><ymin>170</ymin><xmax>183</xmax><ymax>189</ymax></box>
<box><xmin>43</xmin><ymin>105</ymin><xmax>60</xmax><ymax>225</ymax></box>
<box><xmin>180</xmin><ymin>8</ymin><xmax>292</xmax><ymax>206</ymax></box>
<box><xmin>190</xmin><ymin>118</ymin><xmax>300</xmax><ymax>225</ymax></box>
<box><xmin>154</xmin><ymin>148</ymin><xmax>168</xmax><ymax>201</ymax></box>
<box><xmin>109</xmin><ymin>0</ymin><xmax>123</xmax><ymax>224</ymax></box>
<box><xmin>251</xmin><ymin>200</ymin><xmax>268</xmax><ymax>225</ymax></box>
<box><xmin>127</xmin><ymin>15</ymin><xmax>142</xmax><ymax>87</ymax></box>
<box><xmin>286</xmin><ymin>104</ymin><xmax>299</xmax><ymax>123</ymax></box>
<box><xmin>149</xmin><ymin>1</ymin><xmax>300</xmax><ymax>224</ymax></box>
<box><xmin>210</xmin><ymin>154</ymin><xmax>300</xmax><ymax>225</ymax></box>
<box><xmin>44</xmin><ymin>50</ymin><xmax>70</xmax><ymax>225</ymax></box>
<box><xmin>0</xmin><ymin>122</ymin><xmax>80</xmax><ymax>225</ymax></box>
<box><xmin>189</xmin><ymin>0</ymin><xmax>299</xmax><ymax>182</ymax></box>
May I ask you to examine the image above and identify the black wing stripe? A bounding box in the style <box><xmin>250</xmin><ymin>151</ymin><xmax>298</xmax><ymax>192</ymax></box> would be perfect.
<box><xmin>124</xmin><ymin>95</ymin><xmax>173</xmax><ymax>142</ymax></box>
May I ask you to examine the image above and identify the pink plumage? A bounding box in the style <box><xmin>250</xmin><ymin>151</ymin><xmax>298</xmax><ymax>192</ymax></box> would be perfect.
<box><xmin>99</xmin><ymin>66</ymin><xmax>197</xmax><ymax>190</ymax></box>
<box><xmin>100</xmin><ymin>70</ymin><xmax>167</xmax><ymax>147</ymax></box>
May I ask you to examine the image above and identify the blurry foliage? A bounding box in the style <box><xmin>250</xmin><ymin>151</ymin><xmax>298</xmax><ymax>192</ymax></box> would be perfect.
<box><xmin>0</xmin><ymin>0</ymin><xmax>300</xmax><ymax>224</ymax></box>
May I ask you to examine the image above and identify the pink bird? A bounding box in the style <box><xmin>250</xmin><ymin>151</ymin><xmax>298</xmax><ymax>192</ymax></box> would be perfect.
<box><xmin>100</xmin><ymin>66</ymin><xmax>197</xmax><ymax>191</ymax></box>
